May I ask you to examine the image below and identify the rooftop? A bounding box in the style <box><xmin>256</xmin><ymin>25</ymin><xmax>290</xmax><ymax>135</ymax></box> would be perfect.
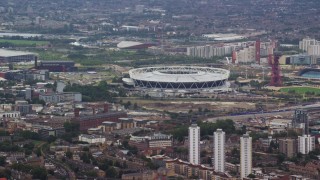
<box><xmin>117</xmin><ymin>41</ymin><xmax>143</xmax><ymax>48</ymax></box>
<box><xmin>129</xmin><ymin>66</ymin><xmax>230</xmax><ymax>83</ymax></box>
<box><xmin>76</xmin><ymin>112</ymin><xmax>127</xmax><ymax>121</ymax></box>
<box><xmin>0</xmin><ymin>49</ymin><xmax>36</xmax><ymax>57</ymax></box>
<box><xmin>79</xmin><ymin>134</ymin><xmax>105</xmax><ymax>139</ymax></box>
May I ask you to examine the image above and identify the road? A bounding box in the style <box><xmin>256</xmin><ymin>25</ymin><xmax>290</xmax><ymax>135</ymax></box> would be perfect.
<box><xmin>206</xmin><ymin>103</ymin><xmax>320</xmax><ymax>122</ymax></box>
<box><xmin>46</xmin><ymin>156</ymin><xmax>77</xmax><ymax>180</ymax></box>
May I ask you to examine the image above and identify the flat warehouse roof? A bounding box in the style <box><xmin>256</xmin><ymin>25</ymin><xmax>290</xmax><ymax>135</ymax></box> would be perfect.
<box><xmin>0</xmin><ymin>49</ymin><xmax>36</xmax><ymax>57</ymax></box>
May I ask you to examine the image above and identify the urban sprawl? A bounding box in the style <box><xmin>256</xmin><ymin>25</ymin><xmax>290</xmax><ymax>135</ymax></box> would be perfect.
<box><xmin>0</xmin><ymin>0</ymin><xmax>319</xmax><ymax>180</ymax></box>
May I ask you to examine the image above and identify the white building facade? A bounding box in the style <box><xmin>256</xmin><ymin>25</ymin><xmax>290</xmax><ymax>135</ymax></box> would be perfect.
<box><xmin>39</xmin><ymin>92</ymin><xmax>82</xmax><ymax>103</ymax></box>
<box><xmin>298</xmin><ymin>135</ymin><xmax>315</xmax><ymax>154</ymax></box>
<box><xmin>148</xmin><ymin>133</ymin><xmax>173</xmax><ymax>148</ymax></box>
<box><xmin>214</xmin><ymin>129</ymin><xmax>225</xmax><ymax>173</ymax></box>
<box><xmin>187</xmin><ymin>45</ymin><xmax>236</xmax><ymax>58</ymax></box>
<box><xmin>299</xmin><ymin>38</ymin><xmax>320</xmax><ymax>52</ymax></box>
<box><xmin>307</xmin><ymin>45</ymin><xmax>320</xmax><ymax>56</ymax></box>
<box><xmin>78</xmin><ymin>134</ymin><xmax>106</xmax><ymax>144</ymax></box>
<box><xmin>240</xmin><ymin>134</ymin><xmax>252</xmax><ymax>178</ymax></box>
<box><xmin>188</xmin><ymin>123</ymin><xmax>200</xmax><ymax>165</ymax></box>
<box><xmin>0</xmin><ymin>111</ymin><xmax>20</xmax><ymax>119</ymax></box>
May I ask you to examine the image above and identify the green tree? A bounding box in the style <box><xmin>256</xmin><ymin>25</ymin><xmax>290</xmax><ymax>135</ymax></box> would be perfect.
<box><xmin>83</xmin><ymin>147</ymin><xmax>89</xmax><ymax>152</ymax></box>
<box><xmin>0</xmin><ymin>141</ymin><xmax>20</xmax><ymax>152</ymax></box>
<box><xmin>146</xmin><ymin>161</ymin><xmax>159</xmax><ymax>170</ymax></box>
<box><xmin>133</xmin><ymin>103</ymin><xmax>138</xmax><ymax>110</ymax></box>
<box><xmin>18</xmin><ymin>131</ymin><xmax>40</xmax><ymax>140</ymax></box>
<box><xmin>23</xmin><ymin>142</ymin><xmax>35</xmax><ymax>150</ymax></box>
<box><xmin>64</xmin><ymin>122</ymin><xmax>80</xmax><ymax>132</ymax></box>
<box><xmin>0</xmin><ymin>156</ymin><xmax>6</xmax><ymax>166</ymax></box>
<box><xmin>44</xmin><ymin>82</ymin><xmax>57</xmax><ymax>92</ymax></box>
<box><xmin>0</xmin><ymin>169</ymin><xmax>11</xmax><ymax>178</ymax></box>
<box><xmin>106</xmin><ymin>167</ymin><xmax>118</xmax><ymax>178</ymax></box>
<box><xmin>63</xmin><ymin>81</ymin><xmax>117</xmax><ymax>102</ymax></box>
<box><xmin>85</xmin><ymin>170</ymin><xmax>98</xmax><ymax>177</ymax></box>
<box><xmin>277</xmin><ymin>153</ymin><xmax>286</xmax><ymax>165</ymax></box>
<box><xmin>231</xmin><ymin>148</ymin><xmax>240</xmax><ymax>157</ymax></box>
<box><xmin>124</xmin><ymin>101</ymin><xmax>131</xmax><ymax>109</ymax></box>
<box><xmin>80</xmin><ymin>153</ymin><xmax>90</xmax><ymax>163</ymax></box>
<box><xmin>0</xmin><ymin>130</ymin><xmax>8</xmax><ymax>136</ymax></box>
<box><xmin>35</xmin><ymin>148</ymin><xmax>42</xmax><ymax>157</ymax></box>
<box><xmin>30</xmin><ymin>98</ymin><xmax>46</xmax><ymax>106</ymax></box>
<box><xmin>47</xmin><ymin>135</ymin><xmax>57</xmax><ymax>143</ymax></box>
<box><xmin>66</xmin><ymin>151</ymin><xmax>73</xmax><ymax>159</ymax></box>
<box><xmin>31</xmin><ymin>167</ymin><xmax>47</xmax><ymax>180</ymax></box>
<box><xmin>48</xmin><ymin>169</ymin><xmax>54</xmax><ymax>175</ymax></box>
<box><xmin>241</xmin><ymin>125</ymin><xmax>247</xmax><ymax>134</ymax></box>
<box><xmin>247</xmin><ymin>174</ymin><xmax>256</xmax><ymax>178</ymax></box>
<box><xmin>98</xmin><ymin>159</ymin><xmax>110</xmax><ymax>171</ymax></box>
<box><xmin>171</xmin><ymin>119</ymin><xmax>236</xmax><ymax>141</ymax></box>
<box><xmin>62</xmin><ymin>122</ymin><xmax>80</xmax><ymax>142</ymax></box>
<box><xmin>171</xmin><ymin>126</ymin><xmax>188</xmax><ymax>141</ymax></box>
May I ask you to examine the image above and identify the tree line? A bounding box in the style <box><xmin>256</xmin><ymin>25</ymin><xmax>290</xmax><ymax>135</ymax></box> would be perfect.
<box><xmin>170</xmin><ymin>119</ymin><xmax>236</xmax><ymax>141</ymax></box>
<box><xmin>64</xmin><ymin>81</ymin><xmax>117</xmax><ymax>102</ymax></box>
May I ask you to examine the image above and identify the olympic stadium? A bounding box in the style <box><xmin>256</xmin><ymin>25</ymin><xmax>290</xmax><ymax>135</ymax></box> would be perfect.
<box><xmin>123</xmin><ymin>66</ymin><xmax>230</xmax><ymax>91</ymax></box>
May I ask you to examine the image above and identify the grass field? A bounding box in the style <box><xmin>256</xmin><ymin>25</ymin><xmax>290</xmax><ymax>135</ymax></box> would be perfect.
<box><xmin>36</xmin><ymin>51</ymin><xmax>68</xmax><ymax>60</ymax></box>
<box><xmin>0</xmin><ymin>39</ymin><xmax>49</xmax><ymax>46</ymax></box>
<box><xmin>280</xmin><ymin>86</ymin><xmax>320</xmax><ymax>94</ymax></box>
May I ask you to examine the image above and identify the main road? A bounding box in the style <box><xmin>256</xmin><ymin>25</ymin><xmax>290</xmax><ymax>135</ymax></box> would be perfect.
<box><xmin>206</xmin><ymin>102</ymin><xmax>320</xmax><ymax>122</ymax></box>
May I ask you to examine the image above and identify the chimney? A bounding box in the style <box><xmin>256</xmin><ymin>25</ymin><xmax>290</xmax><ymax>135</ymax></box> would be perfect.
<box><xmin>35</xmin><ymin>56</ymin><xmax>38</xmax><ymax>68</ymax></box>
<box><xmin>103</xmin><ymin>103</ymin><xmax>109</xmax><ymax>113</ymax></box>
<box><xmin>74</xmin><ymin>108</ymin><xmax>80</xmax><ymax>117</ymax></box>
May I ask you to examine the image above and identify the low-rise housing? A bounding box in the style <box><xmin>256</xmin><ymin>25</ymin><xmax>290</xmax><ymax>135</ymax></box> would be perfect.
<box><xmin>288</xmin><ymin>161</ymin><xmax>320</xmax><ymax>179</ymax></box>
<box><xmin>165</xmin><ymin>158</ymin><xmax>236</xmax><ymax>180</ymax></box>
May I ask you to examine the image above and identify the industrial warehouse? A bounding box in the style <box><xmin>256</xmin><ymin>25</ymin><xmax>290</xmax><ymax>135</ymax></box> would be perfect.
<box><xmin>35</xmin><ymin>60</ymin><xmax>77</xmax><ymax>72</ymax></box>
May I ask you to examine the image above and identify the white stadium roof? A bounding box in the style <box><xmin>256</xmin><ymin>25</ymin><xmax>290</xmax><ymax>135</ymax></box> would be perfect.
<box><xmin>0</xmin><ymin>49</ymin><xmax>36</xmax><ymax>57</ymax></box>
<box><xmin>117</xmin><ymin>41</ymin><xmax>143</xmax><ymax>49</ymax></box>
<box><xmin>129</xmin><ymin>66</ymin><xmax>229</xmax><ymax>83</ymax></box>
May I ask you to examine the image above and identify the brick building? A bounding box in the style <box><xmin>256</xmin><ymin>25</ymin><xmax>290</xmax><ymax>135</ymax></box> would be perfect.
<box><xmin>72</xmin><ymin>104</ymin><xmax>127</xmax><ymax>131</ymax></box>
<box><xmin>279</xmin><ymin>139</ymin><xmax>297</xmax><ymax>158</ymax></box>
<box><xmin>288</xmin><ymin>161</ymin><xmax>320</xmax><ymax>179</ymax></box>
<box><xmin>165</xmin><ymin>159</ymin><xmax>236</xmax><ymax>180</ymax></box>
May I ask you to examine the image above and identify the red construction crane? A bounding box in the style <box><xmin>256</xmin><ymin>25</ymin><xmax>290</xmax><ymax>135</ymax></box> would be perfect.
<box><xmin>269</xmin><ymin>52</ymin><xmax>282</xmax><ymax>86</ymax></box>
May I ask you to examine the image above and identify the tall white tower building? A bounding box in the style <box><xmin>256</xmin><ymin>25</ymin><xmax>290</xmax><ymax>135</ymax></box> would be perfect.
<box><xmin>240</xmin><ymin>134</ymin><xmax>252</xmax><ymax>178</ymax></box>
<box><xmin>214</xmin><ymin>129</ymin><xmax>225</xmax><ymax>173</ymax></box>
<box><xmin>298</xmin><ymin>135</ymin><xmax>315</xmax><ymax>154</ymax></box>
<box><xmin>299</xmin><ymin>38</ymin><xmax>320</xmax><ymax>53</ymax></box>
<box><xmin>189</xmin><ymin>123</ymin><xmax>200</xmax><ymax>164</ymax></box>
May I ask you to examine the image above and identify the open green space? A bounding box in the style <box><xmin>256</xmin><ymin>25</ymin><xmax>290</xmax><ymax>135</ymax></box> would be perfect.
<box><xmin>280</xmin><ymin>86</ymin><xmax>320</xmax><ymax>95</ymax></box>
<box><xmin>36</xmin><ymin>51</ymin><xmax>68</xmax><ymax>60</ymax></box>
<box><xmin>33</xmin><ymin>140</ymin><xmax>45</xmax><ymax>146</ymax></box>
<box><xmin>32</xmin><ymin>46</ymin><xmax>220</xmax><ymax>66</ymax></box>
<box><xmin>0</xmin><ymin>39</ymin><xmax>49</xmax><ymax>46</ymax></box>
